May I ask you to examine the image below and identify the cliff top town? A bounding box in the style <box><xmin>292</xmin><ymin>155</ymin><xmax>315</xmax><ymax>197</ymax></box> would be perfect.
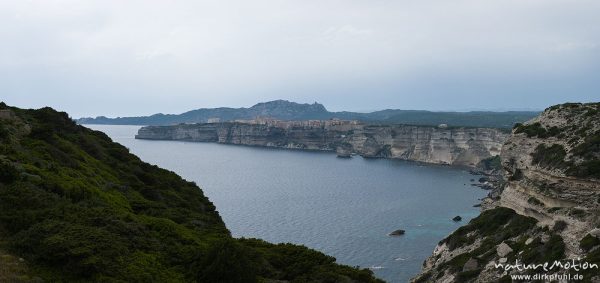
<box><xmin>216</xmin><ymin>116</ymin><xmax>362</xmax><ymax>129</ymax></box>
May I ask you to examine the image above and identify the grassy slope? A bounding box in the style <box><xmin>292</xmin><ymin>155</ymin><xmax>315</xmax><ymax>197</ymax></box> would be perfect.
<box><xmin>0</xmin><ymin>103</ymin><xmax>382</xmax><ymax>283</ymax></box>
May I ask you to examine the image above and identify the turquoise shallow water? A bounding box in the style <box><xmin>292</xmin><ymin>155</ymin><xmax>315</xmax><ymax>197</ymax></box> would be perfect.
<box><xmin>89</xmin><ymin>124</ymin><xmax>487</xmax><ymax>283</ymax></box>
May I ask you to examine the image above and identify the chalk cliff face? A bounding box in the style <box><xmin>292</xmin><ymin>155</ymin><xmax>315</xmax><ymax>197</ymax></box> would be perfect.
<box><xmin>136</xmin><ymin>122</ymin><xmax>344</xmax><ymax>150</ymax></box>
<box><xmin>347</xmin><ymin>125</ymin><xmax>506</xmax><ymax>166</ymax></box>
<box><xmin>499</xmin><ymin>103</ymin><xmax>600</xmax><ymax>256</ymax></box>
<box><xmin>136</xmin><ymin>122</ymin><xmax>508</xmax><ymax>167</ymax></box>
<box><xmin>412</xmin><ymin>103</ymin><xmax>600</xmax><ymax>283</ymax></box>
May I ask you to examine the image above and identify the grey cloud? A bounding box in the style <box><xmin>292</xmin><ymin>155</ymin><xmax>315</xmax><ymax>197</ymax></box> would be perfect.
<box><xmin>0</xmin><ymin>0</ymin><xmax>598</xmax><ymax>117</ymax></box>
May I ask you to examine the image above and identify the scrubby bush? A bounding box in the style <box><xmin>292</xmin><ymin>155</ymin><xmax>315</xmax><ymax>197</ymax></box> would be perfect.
<box><xmin>479</xmin><ymin>155</ymin><xmax>502</xmax><ymax>171</ymax></box>
<box><xmin>565</xmin><ymin>131</ymin><xmax>600</xmax><ymax>179</ymax></box>
<box><xmin>527</xmin><ymin>197</ymin><xmax>544</xmax><ymax>206</ymax></box>
<box><xmin>413</xmin><ymin>271</ymin><xmax>432</xmax><ymax>283</ymax></box>
<box><xmin>443</xmin><ymin>207</ymin><xmax>537</xmax><ymax>250</ymax></box>
<box><xmin>0</xmin><ymin>160</ymin><xmax>18</xmax><ymax>183</ymax></box>
<box><xmin>514</xmin><ymin>122</ymin><xmax>562</xmax><ymax>138</ymax></box>
<box><xmin>580</xmin><ymin>234</ymin><xmax>600</xmax><ymax>252</ymax></box>
<box><xmin>531</xmin><ymin>144</ymin><xmax>569</xmax><ymax>169</ymax></box>
<box><xmin>193</xmin><ymin>239</ymin><xmax>258</xmax><ymax>283</ymax></box>
<box><xmin>456</xmin><ymin>269</ymin><xmax>481</xmax><ymax>281</ymax></box>
<box><xmin>571</xmin><ymin>133</ymin><xmax>600</xmax><ymax>160</ymax></box>
<box><xmin>567</xmin><ymin>160</ymin><xmax>600</xmax><ymax>179</ymax></box>
<box><xmin>547</xmin><ymin>207</ymin><xmax>561</xmax><ymax>213</ymax></box>
<box><xmin>0</xmin><ymin>125</ymin><xmax>8</xmax><ymax>140</ymax></box>
<box><xmin>521</xmin><ymin>234</ymin><xmax>565</xmax><ymax>264</ymax></box>
<box><xmin>513</xmin><ymin>123</ymin><xmax>523</xmax><ymax>129</ymax></box>
<box><xmin>509</xmin><ymin>168</ymin><xmax>524</xmax><ymax>181</ymax></box>
<box><xmin>515</xmin><ymin>122</ymin><xmax>552</xmax><ymax>138</ymax></box>
<box><xmin>552</xmin><ymin>220</ymin><xmax>568</xmax><ymax>232</ymax></box>
<box><xmin>585</xmin><ymin>108</ymin><xmax>599</xmax><ymax>117</ymax></box>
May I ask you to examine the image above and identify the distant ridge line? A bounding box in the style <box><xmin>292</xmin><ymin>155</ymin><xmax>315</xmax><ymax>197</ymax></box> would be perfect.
<box><xmin>76</xmin><ymin>100</ymin><xmax>539</xmax><ymax>129</ymax></box>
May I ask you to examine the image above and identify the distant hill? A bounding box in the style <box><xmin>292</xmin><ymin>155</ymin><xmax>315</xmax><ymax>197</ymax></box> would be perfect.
<box><xmin>77</xmin><ymin>99</ymin><xmax>539</xmax><ymax>128</ymax></box>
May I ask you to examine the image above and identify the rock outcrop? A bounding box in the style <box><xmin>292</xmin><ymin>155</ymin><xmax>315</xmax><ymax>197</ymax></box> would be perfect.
<box><xmin>412</xmin><ymin>102</ymin><xmax>600</xmax><ymax>282</ymax></box>
<box><xmin>136</xmin><ymin>121</ymin><xmax>508</xmax><ymax>167</ymax></box>
<box><xmin>389</xmin><ymin>229</ymin><xmax>406</xmax><ymax>236</ymax></box>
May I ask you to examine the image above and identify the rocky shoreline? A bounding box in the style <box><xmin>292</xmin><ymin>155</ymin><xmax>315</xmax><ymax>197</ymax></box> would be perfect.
<box><xmin>412</xmin><ymin>102</ymin><xmax>600</xmax><ymax>282</ymax></box>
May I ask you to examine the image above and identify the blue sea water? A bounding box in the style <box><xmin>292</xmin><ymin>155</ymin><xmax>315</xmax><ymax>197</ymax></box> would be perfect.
<box><xmin>88</xmin><ymin>124</ymin><xmax>487</xmax><ymax>283</ymax></box>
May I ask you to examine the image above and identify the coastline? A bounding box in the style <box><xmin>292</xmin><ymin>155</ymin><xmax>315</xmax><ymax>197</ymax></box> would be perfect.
<box><xmin>133</xmin><ymin>121</ymin><xmax>508</xmax><ymax>168</ymax></box>
<box><xmin>88</xmin><ymin>123</ymin><xmax>492</xmax><ymax>282</ymax></box>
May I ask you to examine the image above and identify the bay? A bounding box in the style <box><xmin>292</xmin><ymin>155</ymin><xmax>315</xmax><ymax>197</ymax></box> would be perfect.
<box><xmin>88</xmin><ymin>124</ymin><xmax>487</xmax><ymax>283</ymax></box>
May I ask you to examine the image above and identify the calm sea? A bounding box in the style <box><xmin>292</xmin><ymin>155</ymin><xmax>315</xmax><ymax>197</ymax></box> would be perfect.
<box><xmin>87</xmin><ymin>124</ymin><xmax>486</xmax><ymax>283</ymax></box>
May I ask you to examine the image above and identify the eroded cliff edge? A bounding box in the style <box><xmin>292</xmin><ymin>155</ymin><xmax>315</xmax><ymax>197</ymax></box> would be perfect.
<box><xmin>412</xmin><ymin>102</ymin><xmax>600</xmax><ymax>283</ymax></box>
<box><xmin>135</xmin><ymin>121</ymin><xmax>508</xmax><ymax>167</ymax></box>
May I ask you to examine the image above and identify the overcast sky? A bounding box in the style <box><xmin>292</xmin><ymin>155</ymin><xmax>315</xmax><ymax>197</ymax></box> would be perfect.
<box><xmin>1</xmin><ymin>0</ymin><xmax>599</xmax><ymax>118</ymax></box>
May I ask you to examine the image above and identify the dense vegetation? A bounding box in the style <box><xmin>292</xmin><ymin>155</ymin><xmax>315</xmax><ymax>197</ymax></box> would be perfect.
<box><xmin>514</xmin><ymin>122</ymin><xmax>561</xmax><ymax>138</ymax></box>
<box><xmin>531</xmin><ymin>144</ymin><xmax>569</xmax><ymax>169</ymax></box>
<box><xmin>0</xmin><ymin>103</ymin><xmax>381</xmax><ymax>282</ymax></box>
<box><xmin>567</xmin><ymin>130</ymin><xmax>600</xmax><ymax>179</ymax></box>
<box><xmin>78</xmin><ymin>100</ymin><xmax>538</xmax><ymax>129</ymax></box>
<box><xmin>441</xmin><ymin>207</ymin><xmax>537</xmax><ymax>251</ymax></box>
<box><xmin>580</xmin><ymin>234</ymin><xmax>600</xmax><ymax>252</ymax></box>
<box><xmin>477</xmin><ymin>155</ymin><xmax>502</xmax><ymax>171</ymax></box>
<box><xmin>519</xmin><ymin>234</ymin><xmax>565</xmax><ymax>264</ymax></box>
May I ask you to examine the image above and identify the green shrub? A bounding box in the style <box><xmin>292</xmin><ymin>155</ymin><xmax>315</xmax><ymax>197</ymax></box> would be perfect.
<box><xmin>547</xmin><ymin>207</ymin><xmax>561</xmax><ymax>213</ymax></box>
<box><xmin>413</xmin><ymin>271</ymin><xmax>432</xmax><ymax>283</ymax></box>
<box><xmin>566</xmin><ymin>131</ymin><xmax>600</xmax><ymax>179</ymax></box>
<box><xmin>479</xmin><ymin>155</ymin><xmax>502</xmax><ymax>171</ymax></box>
<box><xmin>531</xmin><ymin>144</ymin><xmax>569</xmax><ymax>169</ymax></box>
<box><xmin>571</xmin><ymin>133</ymin><xmax>600</xmax><ymax>160</ymax></box>
<box><xmin>240</xmin><ymin>238</ymin><xmax>380</xmax><ymax>282</ymax></box>
<box><xmin>439</xmin><ymin>253</ymin><xmax>471</xmax><ymax>272</ymax></box>
<box><xmin>585</xmin><ymin>108</ymin><xmax>599</xmax><ymax>117</ymax></box>
<box><xmin>514</xmin><ymin>122</ymin><xmax>559</xmax><ymax>138</ymax></box>
<box><xmin>193</xmin><ymin>239</ymin><xmax>258</xmax><ymax>283</ymax></box>
<box><xmin>0</xmin><ymin>160</ymin><xmax>19</xmax><ymax>183</ymax></box>
<box><xmin>552</xmin><ymin>220</ymin><xmax>568</xmax><ymax>232</ymax></box>
<box><xmin>456</xmin><ymin>269</ymin><xmax>481</xmax><ymax>282</ymax></box>
<box><xmin>567</xmin><ymin>160</ymin><xmax>600</xmax><ymax>179</ymax></box>
<box><xmin>580</xmin><ymin>234</ymin><xmax>600</xmax><ymax>252</ymax></box>
<box><xmin>570</xmin><ymin>208</ymin><xmax>585</xmax><ymax>217</ymax></box>
<box><xmin>521</xmin><ymin>235</ymin><xmax>565</xmax><ymax>264</ymax></box>
<box><xmin>527</xmin><ymin>197</ymin><xmax>544</xmax><ymax>206</ymax></box>
<box><xmin>0</xmin><ymin>125</ymin><xmax>9</xmax><ymax>140</ymax></box>
<box><xmin>513</xmin><ymin>123</ymin><xmax>523</xmax><ymax>129</ymax></box>
<box><xmin>443</xmin><ymin>208</ymin><xmax>537</xmax><ymax>250</ymax></box>
<box><xmin>509</xmin><ymin>168</ymin><xmax>523</xmax><ymax>181</ymax></box>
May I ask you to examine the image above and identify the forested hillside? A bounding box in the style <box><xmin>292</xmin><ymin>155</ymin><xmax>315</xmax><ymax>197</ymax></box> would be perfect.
<box><xmin>0</xmin><ymin>102</ymin><xmax>381</xmax><ymax>282</ymax></box>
